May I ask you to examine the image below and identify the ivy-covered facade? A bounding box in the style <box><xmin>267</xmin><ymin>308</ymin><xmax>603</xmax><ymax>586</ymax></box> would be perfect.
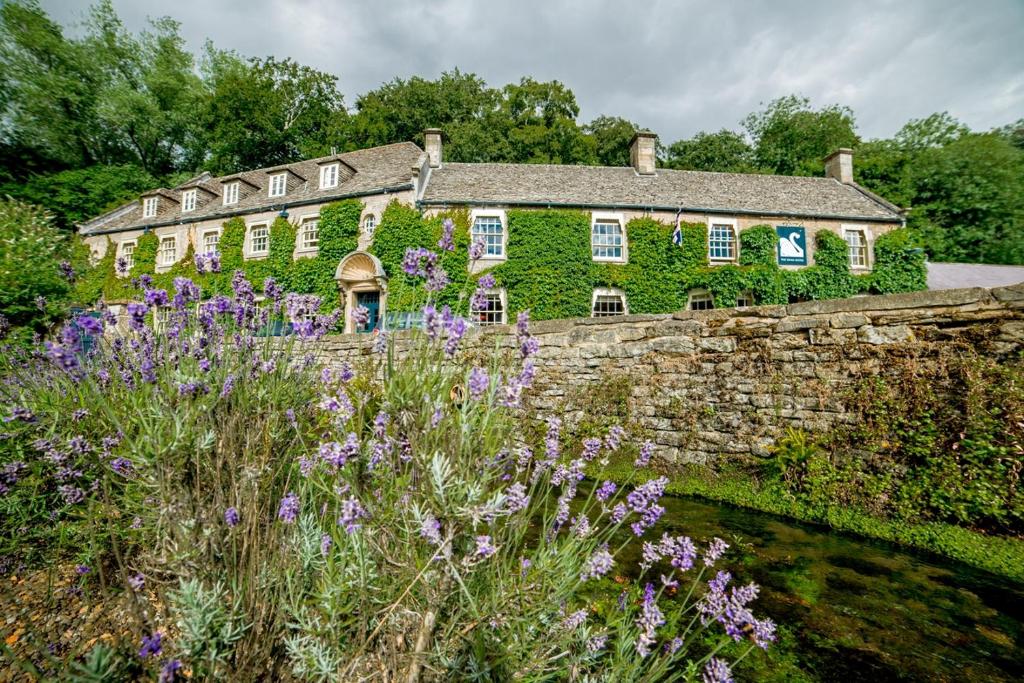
<box><xmin>78</xmin><ymin>130</ymin><xmax>924</xmax><ymax>331</ymax></box>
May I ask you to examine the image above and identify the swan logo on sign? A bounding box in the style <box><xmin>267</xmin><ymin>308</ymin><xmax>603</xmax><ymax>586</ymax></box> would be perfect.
<box><xmin>776</xmin><ymin>226</ymin><xmax>807</xmax><ymax>265</ymax></box>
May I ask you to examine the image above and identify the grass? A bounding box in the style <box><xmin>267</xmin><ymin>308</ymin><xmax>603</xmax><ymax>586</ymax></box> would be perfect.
<box><xmin>596</xmin><ymin>458</ymin><xmax>1024</xmax><ymax>585</ymax></box>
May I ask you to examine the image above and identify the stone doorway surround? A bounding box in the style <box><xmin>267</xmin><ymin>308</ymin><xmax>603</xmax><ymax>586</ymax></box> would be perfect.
<box><xmin>335</xmin><ymin>251</ymin><xmax>388</xmax><ymax>333</ymax></box>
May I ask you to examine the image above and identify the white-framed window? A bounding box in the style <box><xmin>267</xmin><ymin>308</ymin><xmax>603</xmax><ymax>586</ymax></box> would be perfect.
<box><xmin>708</xmin><ymin>219</ymin><xmax>738</xmax><ymax>262</ymax></box>
<box><xmin>591</xmin><ymin>213</ymin><xmax>626</xmax><ymax>262</ymax></box>
<box><xmin>248</xmin><ymin>223</ymin><xmax>269</xmax><ymax>257</ymax></box>
<box><xmin>269</xmin><ymin>172</ymin><xmax>287</xmax><ymax>198</ymax></box>
<box><xmin>844</xmin><ymin>227</ymin><xmax>870</xmax><ymax>268</ymax></box>
<box><xmin>158</xmin><ymin>236</ymin><xmax>177</xmax><ymax>267</ymax></box>
<box><xmin>471</xmin><ymin>211</ymin><xmax>506</xmax><ymax>259</ymax></box>
<box><xmin>736</xmin><ymin>290</ymin><xmax>755</xmax><ymax>307</ymax></box>
<box><xmin>319</xmin><ymin>163</ymin><xmax>339</xmax><ymax>189</ymax></box>
<box><xmin>363</xmin><ymin>213</ymin><xmax>377</xmax><ymax>236</ymax></box>
<box><xmin>300</xmin><ymin>216</ymin><xmax>319</xmax><ymax>251</ymax></box>
<box><xmin>118</xmin><ymin>241</ymin><xmax>136</xmax><ymax>271</ymax></box>
<box><xmin>142</xmin><ymin>196</ymin><xmax>158</xmax><ymax>218</ymax></box>
<box><xmin>181</xmin><ymin>189</ymin><xmax>197</xmax><ymax>213</ymax></box>
<box><xmin>688</xmin><ymin>289</ymin><xmax>714</xmax><ymax>311</ymax></box>
<box><xmin>592</xmin><ymin>288</ymin><xmax>628</xmax><ymax>317</ymax></box>
<box><xmin>223</xmin><ymin>181</ymin><xmax>239</xmax><ymax>206</ymax></box>
<box><xmin>202</xmin><ymin>229</ymin><xmax>220</xmax><ymax>256</ymax></box>
<box><xmin>472</xmin><ymin>288</ymin><xmax>506</xmax><ymax>325</ymax></box>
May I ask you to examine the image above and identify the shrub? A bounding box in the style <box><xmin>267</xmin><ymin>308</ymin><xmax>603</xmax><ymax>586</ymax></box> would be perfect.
<box><xmin>1</xmin><ymin>262</ymin><xmax>777</xmax><ymax>681</ymax></box>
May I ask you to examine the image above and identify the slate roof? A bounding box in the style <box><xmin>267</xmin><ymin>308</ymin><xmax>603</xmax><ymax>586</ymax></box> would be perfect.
<box><xmin>79</xmin><ymin>142</ymin><xmax>423</xmax><ymax>234</ymax></box>
<box><xmin>421</xmin><ymin>163</ymin><xmax>902</xmax><ymax>222</ymax></box>
<box><xmin>926</xmin><ymin>262</ymin><xmax>1024</xmax><ymax>290</ymax></box>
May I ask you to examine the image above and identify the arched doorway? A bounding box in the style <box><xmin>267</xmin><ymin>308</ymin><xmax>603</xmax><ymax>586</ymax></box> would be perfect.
<box><xmin>335</xmin><ymin>251</ymin><xmax>387</xmax><ymax>334</ymax></box>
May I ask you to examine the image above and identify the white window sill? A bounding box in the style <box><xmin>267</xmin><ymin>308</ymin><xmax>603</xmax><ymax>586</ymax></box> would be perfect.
<box><xmin>709</xmin><ymin>258</ymin><xmax>738</xmax><ymax>266</ymax></box>
<box><xmin>246</xmin><ymin>253</ymin><xmax>269</xmax><ymax>261</ymax></box>
<box><xmin>592</xmin><ymin>256</ymin><xmax>627</xmax><ymax>264</ymax></box>
<box><xmin>295</xmin><ymin>248</ymin><xmax>319</xmax><ymax>259</ymax></box>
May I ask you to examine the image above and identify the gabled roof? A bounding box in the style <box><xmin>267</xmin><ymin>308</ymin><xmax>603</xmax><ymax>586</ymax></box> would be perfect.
<box><xmin>420</xmin><ymin>163</ymin><xmax>902</xmax><ymax>222</ymax></box>
<box><xmin>79</xmin><ymin>142</ymin><xmax>423</xmax><ymax>234</ymax></box>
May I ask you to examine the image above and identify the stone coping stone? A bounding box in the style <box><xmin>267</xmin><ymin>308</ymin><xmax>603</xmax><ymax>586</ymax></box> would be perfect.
<box><xmin>787</xmin><ymin>287</ymin><xmax>989</xmax><ymax>316</ymax></box>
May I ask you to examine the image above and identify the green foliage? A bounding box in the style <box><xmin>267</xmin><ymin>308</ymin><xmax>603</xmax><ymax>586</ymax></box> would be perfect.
<box><xmin>738</xmin><ymin>225</ymin><xmax>776</xmax><ymax>266</ymax></box>
<box><xmin>268</xmin><ymin>217</ymin><xmax>296</xmax><ymax>285</ymax></box>
<box><xmin>492</xmin><ymin>210</ymin><xmax>594</xmax><ymax>320</ymax></box>
<box><xmin>742</xmin><ymin>95</ymin><xmax>860</xmax><ymax>176</ymax></box>
<box><xmin>663</xmin><ymin>130</ymin><xmax>757</xmax><ymax>173</ymax></box>
<box><xmin>871</xmin><ymin>230</ymin><xmax>927</xmax><ymax>294</ymax></box>
<box><xmin>593</xmin><ymin>219</ymin><xmax>687</xmax><ymax>314</ymax></box>
<box><xmin>369</xmin><ymin>200</ymin><xmax>434</xmax><ymax>312</ymax></box>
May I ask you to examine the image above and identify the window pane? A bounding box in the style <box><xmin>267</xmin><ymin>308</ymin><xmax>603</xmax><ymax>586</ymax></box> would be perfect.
<box><xmin>159</xmin><ymin>238</ymin><xmax>176</xmax><ymax>265</ymax></box>
<box><xmin>203</xmin><ymin>232</ymin><xmax>220</xmax><ymax>255</ymax></box>
<box><xmin>472</xmin><ymin>216</ymin><xmax>504</xmax><ymax>257</ymax></box>
<box><xmin>472</xmin><ymin>293</ymin><xmax>504</xmax><ymax>325</ymax></box>
<box><xmin>122</xmin><ymin>243</ymin><xmax>135</xmax><ymax>269</ymax></box>
<box><xmin>364</xmin><ymin>214</ymin><xmax>376</xmax><ymax>235</ymax></box>
<box><xmin>592</xmin><ymin>295</ymin><xmax>625</xmax><ymax>317</ymax></box>
<box><xmin>251</xmin><ymin>226</ymin><xmax>269</xmax><ymax>254</ymax></box>
<box><xmin>302</xmin><ymin>219</ymin><xmax>319</xmax><ymax>249</ymax></box>
<box><xmin>592</xmin><ymin>221</ymin><xmax>623</xmax><ymax>259</ymax></box>
<box><xmin>845</xmin><ymin>230</ymin><xmax>867</xmax><ymax>267</ymax></box>
<box><xmin>709</xmin><ymin>224</ymin><xmax>736</xmax><ymax>261</ymax></box>
<box><xmin>689</xmin><ymin>291</ymin><xmax>714</xmax><ymax>310</ymax></box>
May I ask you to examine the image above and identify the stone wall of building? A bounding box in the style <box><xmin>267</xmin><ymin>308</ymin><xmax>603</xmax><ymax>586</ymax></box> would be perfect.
<box><xmin>319</xmin><ymin>284</ymin><xmax>1024</xmax><ymax>466</ymax></box>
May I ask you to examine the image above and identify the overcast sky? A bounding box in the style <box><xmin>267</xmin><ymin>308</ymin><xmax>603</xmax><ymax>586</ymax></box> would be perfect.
<box><xmin>42</xmin><ymin>0</ymin><xmax>1024</xmax><ymax>142</ymax></box>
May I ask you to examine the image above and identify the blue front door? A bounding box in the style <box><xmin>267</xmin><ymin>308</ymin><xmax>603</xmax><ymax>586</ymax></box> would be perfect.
<box><xmin>356</xmin><ymin>291</ymin><xmax>380</xmax><ymax>333</ymax></box>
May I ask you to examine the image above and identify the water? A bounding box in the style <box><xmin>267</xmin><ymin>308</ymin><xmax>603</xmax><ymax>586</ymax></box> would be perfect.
<box><xmin>629</xmin><ymin>495</ymin><xmax>1024</xmax><ymax>681</ymax></box>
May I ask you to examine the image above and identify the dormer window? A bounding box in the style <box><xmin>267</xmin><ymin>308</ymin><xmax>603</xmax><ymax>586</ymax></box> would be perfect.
<box><xmin>223</xmin><ymin>181</ymin><xmax>239</xmax><ymax>205</ymax></box>
<box><xmin>269</xmin><ymin>173</ymin><xmax>287</xmax><ymax>198</ymax></box>
<box><xmin>320</xmin><ymin>163</ymin><xmax>339</xmax><ymax>189</ymax></box>
<box><xmin>181</xmin><ymin>189</ymin><xmax>197</xmax><ymax>212</ymax></box>
<box><xmin>142</xmin><ymin>196</ymin><xmax>158</xmax><ymax>218</ymax></box>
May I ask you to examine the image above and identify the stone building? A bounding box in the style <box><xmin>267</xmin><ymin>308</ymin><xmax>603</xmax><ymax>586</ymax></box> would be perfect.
<box><xmin>78</xmin><ymin>130</ymin><xmax>904</xmax><ymax>332</ymax></box>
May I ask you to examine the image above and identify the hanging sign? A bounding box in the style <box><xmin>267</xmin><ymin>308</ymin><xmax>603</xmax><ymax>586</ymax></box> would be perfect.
<box><xmin>776</xmin><ymin>226</ymin><xmax>807</xmax><ymax>266</ymax></box>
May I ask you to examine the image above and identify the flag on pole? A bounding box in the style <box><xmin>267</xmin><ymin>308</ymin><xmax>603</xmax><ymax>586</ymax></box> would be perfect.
<box><xmin>672</xmin><ymin>223</ymin><xmax>682</xmax><ymax>246</ymax></box>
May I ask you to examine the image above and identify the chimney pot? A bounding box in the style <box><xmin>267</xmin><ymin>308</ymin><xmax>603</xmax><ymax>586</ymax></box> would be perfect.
<box><xmin>630</xmin><ymin>130</ymin><xmax>658</xmax><ymax>175</ymax></box>
<box><xmin>824</xmin><ymin>148</ymin><xmax>854</xmax><ymax>184</ymax></box>
<box><xmin>424</xmin><ymin>128</ymin><xmax>443</xmax><ymax>168</ymax></box>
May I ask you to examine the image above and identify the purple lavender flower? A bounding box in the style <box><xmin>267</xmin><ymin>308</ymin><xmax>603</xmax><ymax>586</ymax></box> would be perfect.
<box><xmin>338</xmin><ymin>496</ymin><xmax>367</xmax><ymax>533</ymax></box>
<box><xmin>278</xmin><ymin>492</ymin><xmax>299</xmax><ymax>524</ymax></box>
<box><xmin>110</xmin><ymin>457</ymin><xmax>133</xmax><ymax>476</ymax></box>
<box><xmin>59</xmin><ymin>260</ymin><xmax>75</xmax><ymax>282</ymax></box>
<box><xmin>319</xmin><ymin>433</ymin><xmax>359</xmax><ymax>468</ymax></box>
<box><xmin>635</xmin><ymin>583</ymin><xmax>665</xmax><ymax>657</ymax></box>
<box><xmin>372</xmin><ymin>330</ymin><xmax>388</xmax><ymax>353</ymax></box>
<box><xmin>35</xmin><ymin>295</ymin><xmax>47</xmax><ymax>311</ymax></box>
<box><xmin>475</xmin><ymin>535</ymin><xmax>496</xmax><ymax>558</ymax></box>
<box><xmin>444</xmin><ymin>316</ymin><xmax>466</xmax><ymax>356</ymax></box>
<box><xmin>139</xmin><ymin>632</ymin><xmax>163</xmax><ymax>658</ymax></box>
<box><xmin>128</xmin><ymin>573</ymin><xmax>145</xmax><ymax>590</ymax></box>
<box><xmin>636</xmin><ymin>440</ymin><xmax>654</xmax><ymax>467</ymax></box>
<box><xmin>59</xmin><ymin>485</ymin><xmax>85</xmax><ymax>505</ymax></box>
<box><xmin>220</xmin><ymin>374</ymin><xmax>236</xmax><ymax>399</ymax></box>
<box><xmin>438</xmin><ymin>218</ymin><xmax>456</xmax><ymax>252</ymax></box>
<box><xmin>562</xmin><ymin>609</ymin><xmax>587</xmax><ymax>629</ymax></box>
<box><xmin>208</xmin><ymin>253</ymin><xmax>221</xmax><ymax>273</ymax></box>
<box><xmin>503</xmin><ymin>482</ymin><xmax>529</xmax><ymax>513</ymax></box>
<box><xmin>159</xmin><ymin>659</ymin><xmax>182</xmax><ymax>683</ymax></box>
<box><xmin>702</xmin><ymin>658</ymin><xmax>733</xmax><ymax>683</ymax></box>
<box><xmin>351</xmin><ymin>305</ymin><xmax>370</xmax><ymax>328</ymax></box>
<box><xmin>144</xmin><ymin>288</ymin><xmax>169</xmax><ymax>307</ymax></box>
<box><xmin>596</xmin><ymin>481</ymin><xmax>617</xmax><ymax>501</ymax></box>
<box><xmin>420</xmin><ymin>514</ymin><xmax>442</xmax><ymax>546</ymax></box>
<box><xmin>320</xmin><ymin>533</ymin><xmax>333</xmax><ymax>556</ymax></box>
<box><xmin>469</xmin><ymin>238</ymin><xmax>485</xmax><ymax>261</ymax></box>
<box><xmin>587</xmin><ymin>634</ymin><xmax>608</xmax><ymax>653</ymax></box>
<box><xmin>704</xmin><ymin>537</ymin><xmax>729</xmax><ymax>567</ymax></box>
<box><xmin>224</xmin><ymin>507</ymin><xmax>240</xmax><ymax>527</ymax></box>
<box><xmin>126</xmin><ymin>302</ymin><xmax>149</xmax><ymax>331</ymax></box>
<box><xmin>605</xmin><ymin>425</ymin><xmax>626</xmax><ymax>451</ymax></box>
<box><xmin>581</xmin><ymin>545</ymin><xmax>614</xmax><ymax>580</ymax></box>
<box><xmin>75</xmin><ymin>564</ymin><xmax>90</xmax><ymax>575</ymax></box>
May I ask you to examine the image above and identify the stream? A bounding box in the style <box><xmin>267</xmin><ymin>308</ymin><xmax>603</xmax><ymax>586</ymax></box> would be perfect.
<box><xmin>621</xmin><ymin>495</ymin><xmax>1024</xmax><ymax>681</ymax></box>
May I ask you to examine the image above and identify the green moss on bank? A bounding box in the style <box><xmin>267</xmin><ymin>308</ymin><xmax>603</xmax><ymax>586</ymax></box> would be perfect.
<box><xmin>598</xmin><ymin>459</ymin><xmax>1024</xmax><ymax>585</ymax></box>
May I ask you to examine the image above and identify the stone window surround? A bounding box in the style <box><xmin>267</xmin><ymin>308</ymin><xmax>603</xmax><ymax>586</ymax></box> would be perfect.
<box><xmin>842</xmin><ymin>223</ymin><xmax>873</xmax><ymax>271</ymax></box>
<box><xmin>591</xmin><ymin>287</ymin><xmax>629</xmax><ymax>317</ymax></box>
<box><xmin>591</xmin><ymin>211</ymin><xmax>628</xmax><ymax>264</ymax></box>
<box><xmin>470</xmin><ymin>208</ymin><xmax>508</xmax><ymax>263</ymax></box>
<box><xmin>688</xmin><ymin>288</ymin><xmax>714</xmax><ymax>310</ymax></box>
<box><xmin>297</xmin><ymin>212</ymin><xmax>320</xmax><ymax>255</ymax></box>
<box><xmin>707</xmin><ymin>217</ymin><xmax>739</xmax><ymax>264</ymax></box>
<box><xmin>362</xmin><ymin>212</ymin><xmax>377</xmax><ymax>236</ymax></box>
<box><xmin>246</xmin><ymin>221</ymin><xmax>270</xmax><ymax>259</ymax></box>
<box><xmin>200</xmin><ymin>228</ymin><xmax>221</xmax><ymax>255</ymax></box>
<box><xmin>472</xmin><ymin>287</ymin><xmax>507</xmax><ymax>325</ymax></box>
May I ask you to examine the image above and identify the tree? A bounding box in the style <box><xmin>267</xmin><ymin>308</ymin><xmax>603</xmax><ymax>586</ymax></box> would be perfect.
<box><xmin>584</xmin><ymin>116</ymin><xmax>638</xmax><ymax>167</ymax></box>
<box><xmin>501</xmin><ymin>77</ymin><xmax>594</xmax><ymax>164</ymax></box>
<box><xmin>204</xmin><ymin>57</ymin><xmax>345</xmax><ymax>174</ymax></box>
<box><xmin>742</xmin><ymin>95</ymin><xmax>859</xmax><ymax>176</ymax></box>
<box><xmin>895</xmin><ymin>112</ymin><xmax>969</xmax><ymax>151</ymax></box>
<box><xmin>907</xmin><ymin>132</ymin><xmax>1024</xmax><ymax>264</ymax></box>
<box><xmin>663</xmin><ymin>129</ymin><xmax>757</xmax><ymax>173</ymax></box>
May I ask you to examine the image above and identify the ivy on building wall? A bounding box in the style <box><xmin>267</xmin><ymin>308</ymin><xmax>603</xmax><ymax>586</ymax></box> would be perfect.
<box><xmin>95</xmin><ymin>200</ymin><xmax>925</xmax><ymax>322</ymax></box>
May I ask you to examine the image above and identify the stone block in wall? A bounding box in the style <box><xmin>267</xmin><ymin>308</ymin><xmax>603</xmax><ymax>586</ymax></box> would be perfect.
<box><xmin>788</xmin><ymin>287</ymin><xmax>989</xmax><ymax>315</ymax></box>
<box><xmin>775</xmin><ymin>317</ymin><xmax>829</xmax><ymax>333</ymax></box>
<box><xmin>809</xmin><ymin>328</ymin><xmax>857</xmax><ymax>345</ymax></box>
<box><xmin>699</xmin><ymin>337</ymin><xmax>737</xmax><ymax>353</ymax></box>
<box><xmin>857</xmin><ymin>325</ymin><xmax>915</xmax><ymax>345</ymax></box>
<box><xmin>830</xmin><ymin>313</ymin><xmax>870</xmax><ymax>328</ymax></box>
<box><xmin>769</xmin><ymin>334</ymin><xmax>807</xmax><ymax>350</ymax></box>
<box><xmin>992</xmin><ymin>283</ymin><xmax>1024</xmax><ymax>302</ymax></box>
<box><xmin>997</xmin><ymin>321</ymin><xmax>1024</xmax><ymax>342</ymax></box>
<box><xmin>647</xmin><ymin>337</ymin><xmax>697</xmax><ymax>355</ymax></box>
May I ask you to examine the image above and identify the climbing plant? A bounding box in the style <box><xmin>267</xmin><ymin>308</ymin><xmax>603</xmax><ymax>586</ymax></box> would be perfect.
<box><xmin>94</xmin><ymin>202</ymin><xmax>926</xmax><ymax>323</ymax></box>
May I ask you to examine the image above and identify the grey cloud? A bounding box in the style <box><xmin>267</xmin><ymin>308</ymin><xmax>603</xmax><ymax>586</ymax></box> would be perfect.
<box><xmin>43</xmin><ymin>0</ymin><xmax>1024</xmax><ymax>141</ymax></box>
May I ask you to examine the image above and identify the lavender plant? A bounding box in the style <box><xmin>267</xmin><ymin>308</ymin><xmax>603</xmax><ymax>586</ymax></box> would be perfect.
<box><xmin>0</xmin><ymin>225</ymin><xmax>775</xmax><ymax>681</ymax></box>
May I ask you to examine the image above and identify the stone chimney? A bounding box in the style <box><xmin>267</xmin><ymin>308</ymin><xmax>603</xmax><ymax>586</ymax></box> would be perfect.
<box><xmin>629</xmin><ymin>130</ymin><xmax>658</xmax><ymax>175</ymax></box>
<box><xmin>424</xmin><ymin>128</ymin><xmax>443</xmax><ymax>168</ymax></box>
<box><xmin>824</xmin><ymin>148</ymin><xmax>854</xmax><ymax>184</ymax></box>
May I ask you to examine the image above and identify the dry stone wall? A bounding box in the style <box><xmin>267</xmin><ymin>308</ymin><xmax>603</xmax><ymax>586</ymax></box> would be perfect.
<box><xmin>319</xmin><ymin>284</ymin><xmax>1024</xmax><ymax>466</ymax></box>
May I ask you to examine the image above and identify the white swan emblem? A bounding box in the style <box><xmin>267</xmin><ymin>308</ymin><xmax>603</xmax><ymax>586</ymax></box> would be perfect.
<box><xmin>778</xmin><ymin>232</ymin><xmax>805</xmax><ymax>258</ymax></box>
